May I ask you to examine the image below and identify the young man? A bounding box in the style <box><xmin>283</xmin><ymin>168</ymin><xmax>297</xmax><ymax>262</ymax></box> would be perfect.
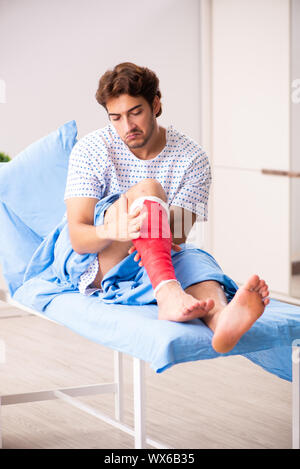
<box><xmin>64</xmin><ymin>62</ymin><xmax>270</xmax><ymax>354</ymax></box>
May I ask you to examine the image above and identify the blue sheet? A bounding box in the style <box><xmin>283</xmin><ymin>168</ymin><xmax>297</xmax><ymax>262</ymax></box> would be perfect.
<box><xmin>43</xmin><ymin>293</ymin><xmax>297</xmax><ymax>380</ymax></box>
<box><xmin>7</xmin><ymin>194</ymin><xmax>300</xmax><ymax>382</ymax></box>
<box><xmin>12</xmin><ymin>193</ymin><xmax>238</xmax><ymax>311</ymax></box>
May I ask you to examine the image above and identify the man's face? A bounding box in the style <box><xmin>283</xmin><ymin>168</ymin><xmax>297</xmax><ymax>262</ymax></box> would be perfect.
<box><xmin>106</xmin><ymin>94</ymin><xmax>156</xmax><ymax>149</ymax></box>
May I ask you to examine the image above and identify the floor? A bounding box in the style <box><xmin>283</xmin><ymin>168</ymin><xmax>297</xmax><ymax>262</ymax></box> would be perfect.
<box><xmin>0</xmin><ymin>300</ymin><xmax>292</xmax><ymax>449</ymax></box>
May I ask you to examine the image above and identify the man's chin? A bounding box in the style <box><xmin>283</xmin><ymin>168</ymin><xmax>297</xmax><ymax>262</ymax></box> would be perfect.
<box><xmin>125</xmin><ymin>138</ymin><xmax>146</xmax><ymax>149</ymax></box>
<box><xmin>127</xmin><ymin>142</ymin><xmax>145</xmax><ymax>149</ymax></box>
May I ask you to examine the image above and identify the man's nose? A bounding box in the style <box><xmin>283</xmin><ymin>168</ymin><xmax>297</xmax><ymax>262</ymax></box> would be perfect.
<box><xmin>124</xmin><ymin>116</ymin><xmax>136</xmax><ymax>134</ymax></box>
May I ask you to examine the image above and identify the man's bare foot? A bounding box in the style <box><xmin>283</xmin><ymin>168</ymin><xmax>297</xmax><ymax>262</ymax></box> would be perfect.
<box><xmin>156</xmin><ymin>280</ymin><xmax>215</xmax><ymax>322</ymax></box>
<box><xmin>211</xmin><ymin>274</ymin><xmax>270</xmax><ymax>354</ymax></box>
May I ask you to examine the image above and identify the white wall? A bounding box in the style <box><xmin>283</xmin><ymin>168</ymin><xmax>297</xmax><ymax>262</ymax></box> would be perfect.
<box><xmin>291</xmin><ymin>0</ymin><xmax>300</xmax><ymax>260</ymax></box>
<box><xmin>210</xmin><ymin>0</ymin><xmax>291</xmax><ymax>294</ymax></box>
<box><xmin>0</xmin><ymin>0</ymin><xmax>202</xmax><ymax>156</ymax></box>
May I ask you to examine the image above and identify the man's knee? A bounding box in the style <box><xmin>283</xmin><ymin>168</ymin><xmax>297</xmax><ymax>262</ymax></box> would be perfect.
<box><xmin>129</xmin><ymin>178</ymin><xmax>167</xmax><ymax>201</ymax></box>
<box><xmin>104</xmin><ymin>178</ymin><xmax>167</xmax><ymax>224</ymax></box>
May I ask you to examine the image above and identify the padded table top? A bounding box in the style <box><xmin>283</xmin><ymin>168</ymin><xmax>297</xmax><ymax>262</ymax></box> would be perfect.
<box><xmin>43</xmin><ymin>291</ymin><xmax>300</xmax><ymax>380</ymax></box>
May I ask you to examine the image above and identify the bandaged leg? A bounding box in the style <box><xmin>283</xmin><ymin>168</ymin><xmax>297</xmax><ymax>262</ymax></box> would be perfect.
<box><xmin>129</xmin><ymin>196</ymin><xmax>179</xmax><ymax>297</ymax></box>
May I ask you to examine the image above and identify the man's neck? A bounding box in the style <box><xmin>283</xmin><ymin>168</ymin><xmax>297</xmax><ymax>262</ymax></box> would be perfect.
<box><xmin>130</xmin><ymin>126</ymin><xmax>166</xmax><ymax>161</ymax></box>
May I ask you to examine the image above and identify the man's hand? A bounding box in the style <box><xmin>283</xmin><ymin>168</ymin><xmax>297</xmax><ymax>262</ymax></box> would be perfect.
<box><xmin>103</xmin><ymin>194</ymin><xmax>147</xmax><ymax>242</ymax></box>
<box><xmin>128</xmin><ymin>243</ymin><xmax>182</xmax><ymax>266</ymax></box>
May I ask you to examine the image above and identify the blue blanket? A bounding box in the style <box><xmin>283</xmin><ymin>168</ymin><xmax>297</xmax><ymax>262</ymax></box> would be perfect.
<box><xmin>11</xmin><ymin>196</ymin><xmax>300</xmax><ymax>382</ymax></box>
<box><xmin>13</xmin><ymin>193</ymin><xmax>238</xmax><ymax>311</ymax></box>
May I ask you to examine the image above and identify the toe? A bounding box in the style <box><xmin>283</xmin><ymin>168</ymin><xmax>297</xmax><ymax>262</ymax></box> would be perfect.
<box><xmin>245</xmin><ymin>274</ymin><xmax>260</xmax><ymax>291</ymax></box>
<box><xmin>205</xmin><ymin>298</ymin><xmax>215</xmax><ymax>312</ymax></box>
<box><xmin>182</xmin><ymin>306</ymin><xmax>191</xmax><ymax>317</ymax></box>
<box><xmin>260</xmin><ymin>287</ymin><xmax>269</xmax><ymax>297</ymax></box>
<box><xmin>255</xmin><ymin>279</ymin><xmax>265</xmax><ymax>292</ymax></box>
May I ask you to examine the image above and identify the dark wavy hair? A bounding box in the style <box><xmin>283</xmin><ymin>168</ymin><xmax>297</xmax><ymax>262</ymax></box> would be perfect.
<box><xmin>95</xmin><ymin>62</ymin><xmax>162</xmax><ymax>117</ymax></box>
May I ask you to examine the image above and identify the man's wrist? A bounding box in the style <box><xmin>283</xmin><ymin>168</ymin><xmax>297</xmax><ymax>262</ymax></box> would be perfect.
<box><xmin>96</xmin><ymin>223</ymin><xmax>113</xmax><ymax>243</ymax></box>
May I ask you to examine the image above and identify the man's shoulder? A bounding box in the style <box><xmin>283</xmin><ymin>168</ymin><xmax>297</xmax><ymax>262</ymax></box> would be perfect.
<box><xmin>77</xmin><ymin>124</ymin><xmax>117</xmax><ymax>145</ymax></box>
<box><xmin>168</xmin><ymin>125</ymin><xmax>204</xmax><ymax>151</ymax></box>
<box><xmin>73</xmin><ymin>124</ymin><xmax>119</xmax><ymax>153</ymax></box>
<box><xmin>168</xmin><ymin>126</ymin><xmax>207</xmax><ymax>158</ymax></box>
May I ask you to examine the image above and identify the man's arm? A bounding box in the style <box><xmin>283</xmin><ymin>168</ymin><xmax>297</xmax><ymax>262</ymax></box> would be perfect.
<box><xmin>169</xmin><ymin>205</ymin><xmax>197</xmax><ymax>245</ymax></box>
<box><xmin>65</xmin><ymin>197</ymin><xmax>113</xmax><ymax>255</ymax></box>
<box><xmin>66</xmin><ymin>195</ymin><xmax>144</xmax><ymax>255</ymax></box>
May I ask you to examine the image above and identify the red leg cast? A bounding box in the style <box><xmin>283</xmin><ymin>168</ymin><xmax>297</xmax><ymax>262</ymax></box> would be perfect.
<box><xmin>132</xmin><ymin>199</ymin><xmax>178</xmax><ymax>296</ymax></box>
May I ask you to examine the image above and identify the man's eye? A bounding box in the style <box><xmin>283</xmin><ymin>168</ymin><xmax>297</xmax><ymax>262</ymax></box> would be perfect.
<box><xmin>112</xmin><ymin>117</ymin><xmax>120</xmax><ymax>121</ymax></box>
<box><xmin>132</xmin><ymin>110</ymin><xmax>142</xmax><ymax>116</ymax></box>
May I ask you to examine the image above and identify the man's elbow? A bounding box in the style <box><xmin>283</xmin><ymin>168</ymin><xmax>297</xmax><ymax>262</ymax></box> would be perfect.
<box><xmin>68</xmin><ymin>225</ymin><xmax>85</xmax><ymax>255</ymax></box>
<box><xmin>70</xmin><ymin>239</ymin><xmax>85</xmax><ymax>255</ymax></box>
<box><xmin>73</xmin><ymin>245</ymin><xmax>85</xmax><ymax>255</ymax></box>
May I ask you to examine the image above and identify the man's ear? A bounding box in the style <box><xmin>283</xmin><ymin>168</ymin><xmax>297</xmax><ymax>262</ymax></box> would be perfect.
<box><xmin>152</xmin><ymin>95</ymin><xmax>161</xmax><ymax>116</ymax></box>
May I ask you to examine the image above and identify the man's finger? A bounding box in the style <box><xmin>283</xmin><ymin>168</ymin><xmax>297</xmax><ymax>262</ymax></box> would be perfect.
<box><xmin>134</xmin><ymin>253</ymin><xmax>141</xmax><ymax>262</ymax></box>
<box><xmin>119</xmin><ymin>193</ymin><xmax>128</xmax><ymax>213</ymax></box>
<box><xmin>128</xmin><ymin>206</ymin><xmax>142</xmax><ymax>219</ymax></box>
